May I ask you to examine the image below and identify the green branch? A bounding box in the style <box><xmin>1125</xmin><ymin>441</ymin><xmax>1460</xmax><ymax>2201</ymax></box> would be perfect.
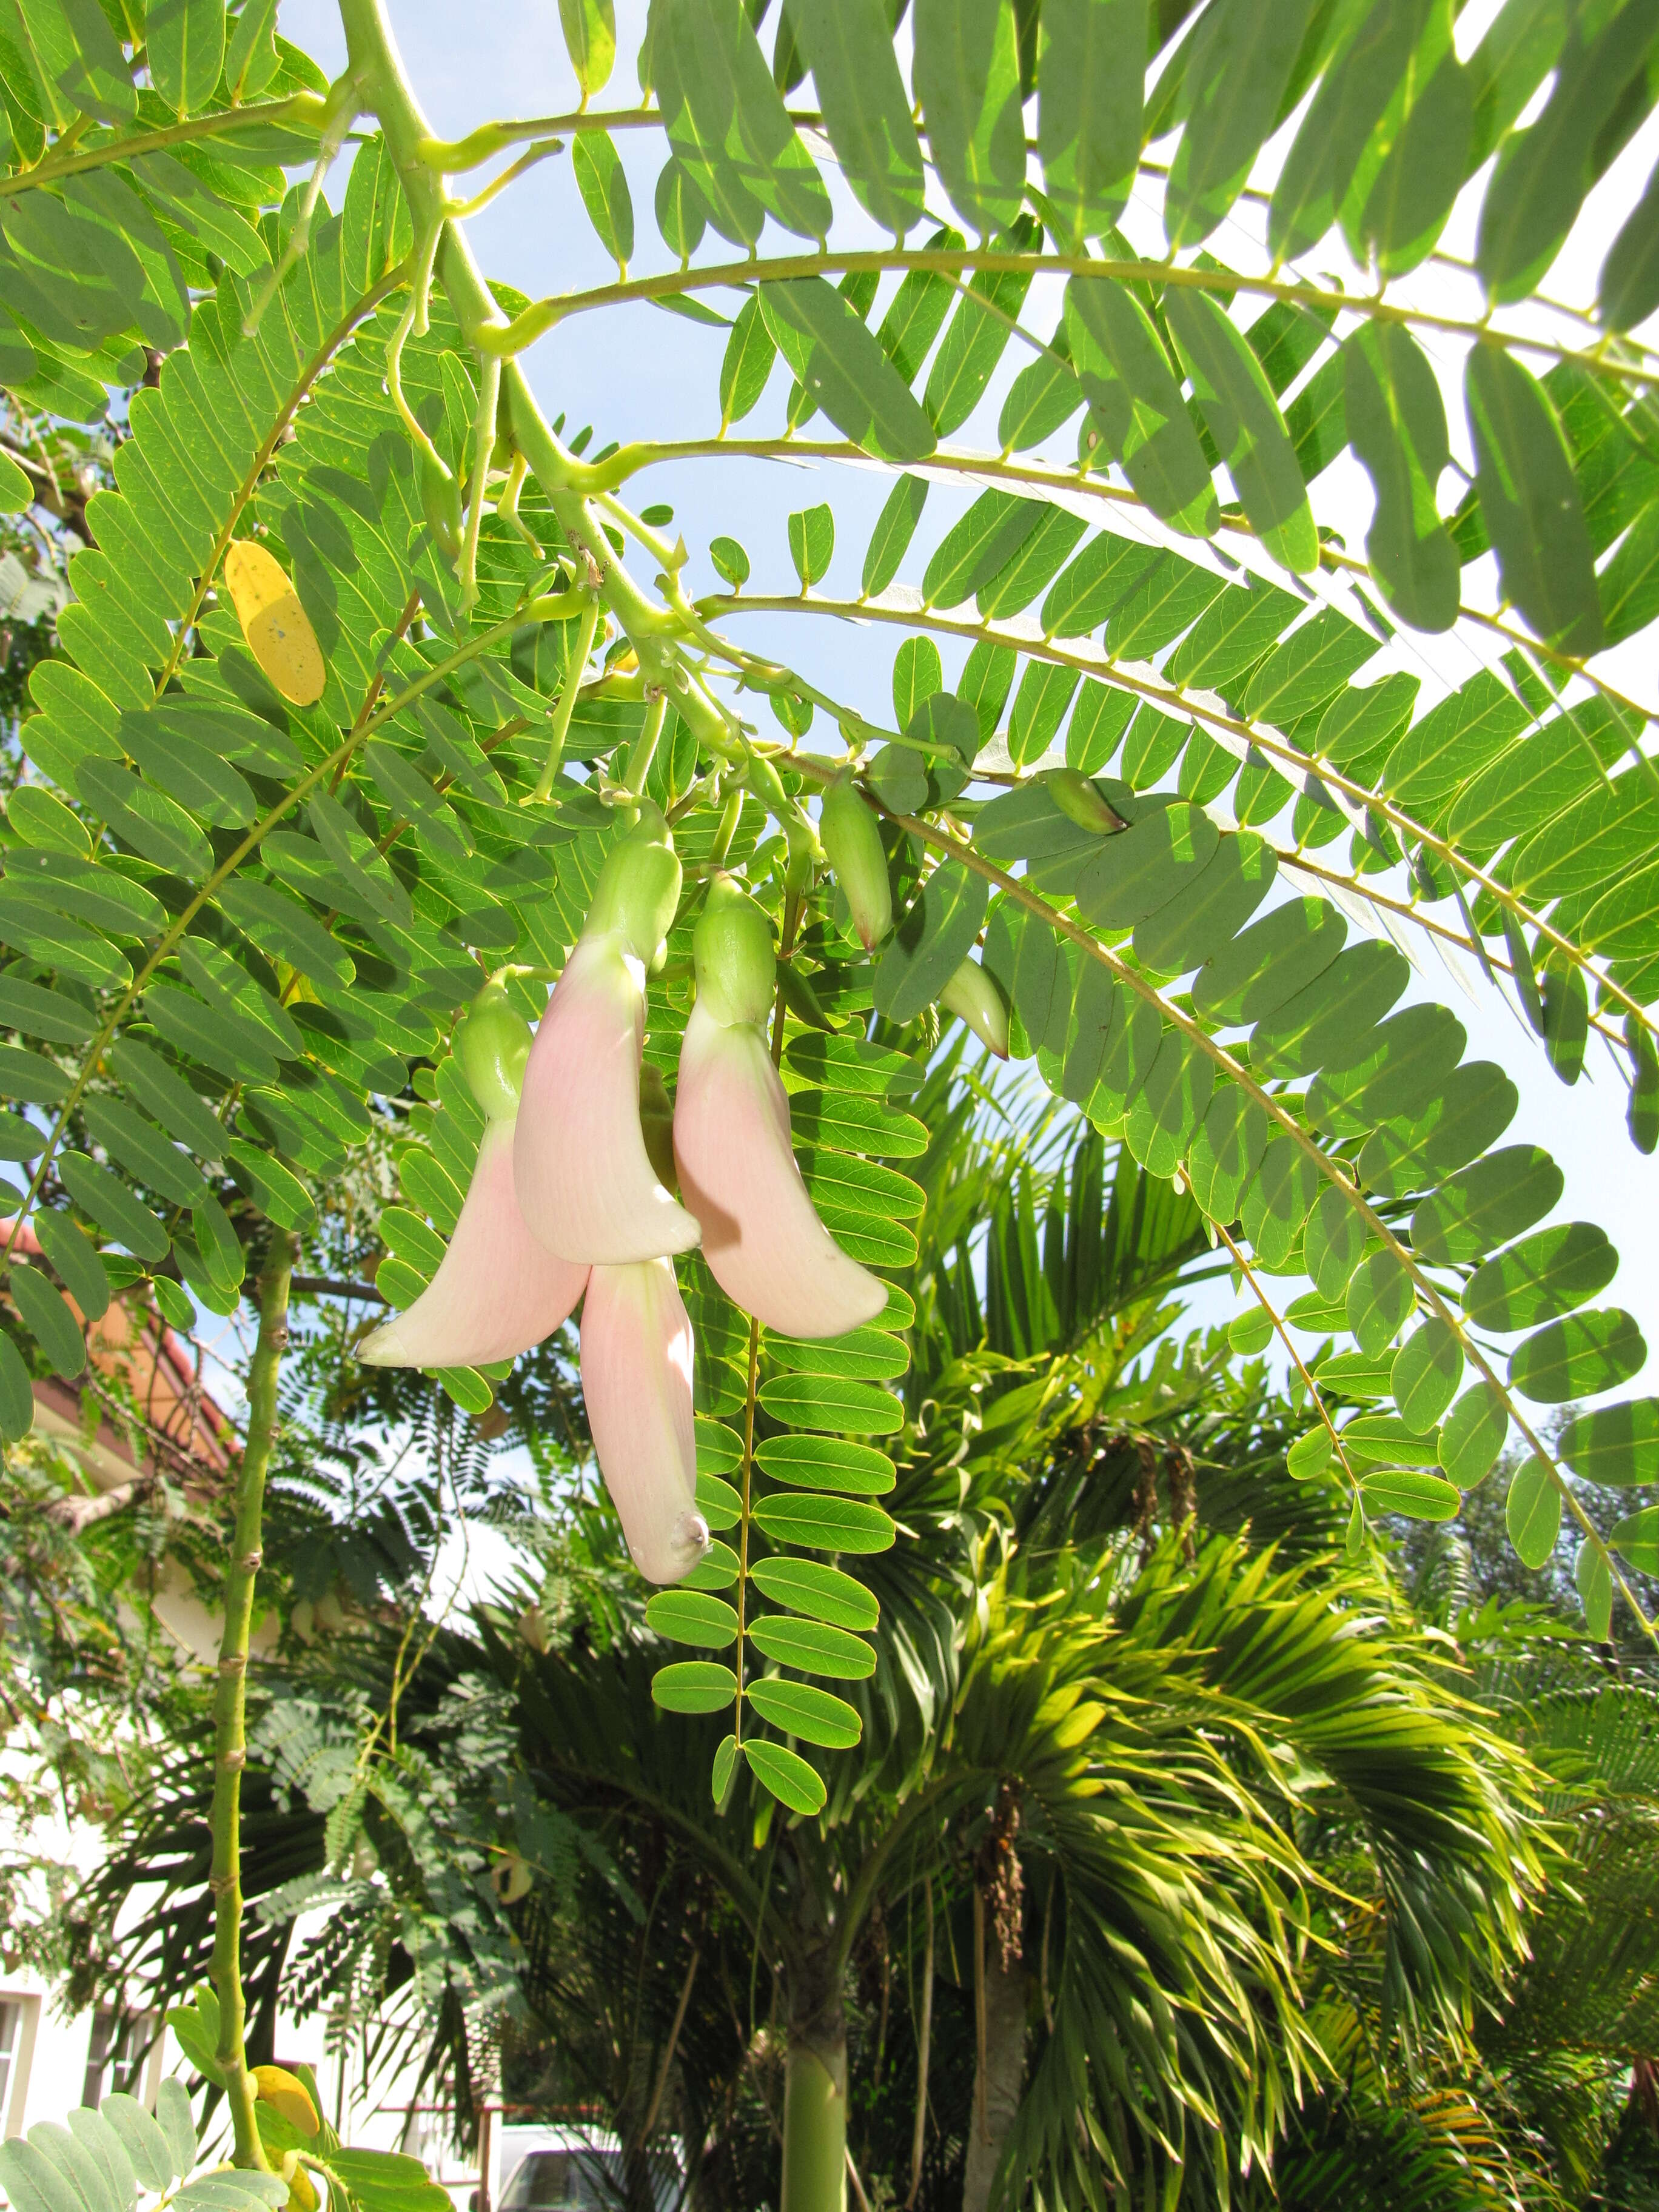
<box><xmin>783</xmin><ymin>747</ymin><xmax>1657</xmax><ymax>1643</ymax></box>
<box><xmin>465</xmin><ymin>247</ymin><xmax>1659</xmax><ymax>393</ymax></box>
<box><xmin>210</xmin><ymin>1230</ymin><xmax>295</xmax><ymax>2170</ymax></box>
<box><xmin>3</xmin><ymin>92</ymin><xmax>328</xmax><ymax>194</ymax></box>
<box><xmin>706</xmin><ymin>591</ymin><xmax>1658</xmax><ymax>1060</ymax></box>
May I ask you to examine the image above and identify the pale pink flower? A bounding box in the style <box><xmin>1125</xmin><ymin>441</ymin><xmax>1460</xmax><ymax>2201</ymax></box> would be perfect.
<box><xmin>359</xmin><ymin>1119</ymin><xmax>588</xmax><ymax>1370</ymax></box>
<box><xmin>674</xmin><ymin>999</ymin><xmax>886</xmax><ymax>1340</ymax></box>
<box><xmin>580</xmin><ymin>1257</ymin><xmax>710</xmax><ymax>1584</ymax></box>
<box><xmin>515</xmin><ymin>936</ymin><xmax>700</xmax><ymax>1265</ymax></box>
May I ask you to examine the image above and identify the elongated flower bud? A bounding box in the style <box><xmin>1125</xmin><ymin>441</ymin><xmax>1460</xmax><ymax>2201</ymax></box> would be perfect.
<box><xmin>515</xmin><ymin>809</ymin><xmax>696</xmax><ymax>1265</ymax></box>
<box><xmin>359</xmin><ymin>1121</ymin><xmax>588</xmax><ymax>1369</ymax></box>
<box><xmin>819</xmin><ymin>774</ymin><xmax>893</xmax><ymax>950</ymax></box>
<box><xmin>1041</xmin><ymin>766</ymin><xmax>1121</xmax><ymax>834</ymax></box>
<box><xmin>456</xmin><ymin>985</ymin><xmax>532</xmax><ymax>1120</ymax></box>
<box><xmin>580</xmin><ymin>1258</ymin><xmax>710</xmax><ymax>1584</ymax></box>
<box><xmin>940</xmin><ymin>956</ymin><xmax>1010</xmax><ymax>1059</ymax></box>
<box><xmin>675</xmin><ymin>999</ymin><xmax>886</xmax><ymax>1339</ymax></box>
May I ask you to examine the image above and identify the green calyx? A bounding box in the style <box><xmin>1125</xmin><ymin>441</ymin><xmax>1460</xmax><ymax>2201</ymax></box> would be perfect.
<box><xmin>1041</xmin><ymin>767</ymin><xmax>1121</xmax><ymax>836</ymax></box>
<box><xmin>819</xmin><ymin>773</ymin><xmax>893</xmax><ymax>951</ymax></box>
<box><xmin>457</xmin><ymin>985</ymin><xmax>533</xmax><ymax>1118</ymax></box>
<box><xmin>585</xmin><ymin>802</ymin><xmax>683</xmax><ymax>964</ymax></box>
<box><xmin>694</xmin><ymin>874</ymin><xmax>777</xmax><ymax>1027</ymax></box>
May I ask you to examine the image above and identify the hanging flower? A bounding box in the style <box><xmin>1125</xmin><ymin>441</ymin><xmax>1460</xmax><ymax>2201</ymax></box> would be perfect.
<box><xmin>674</xmin><ymin>877</ymin><xmax>886</xmax><ymax>1340</ymax></box>
<box><xmin>361</xmin><ymin>989</ymin><xmax>588</xmax><ymax>1369</ymax></box>
<box><xmin>515</xmin><ymin>806</ymin><xmax>701</xmax><ymax>1265</ymax></box>
<box><xmin>580</xmin><ymin>1256</ymin><xmax>710</xmax><ymax>1584</ymax></box>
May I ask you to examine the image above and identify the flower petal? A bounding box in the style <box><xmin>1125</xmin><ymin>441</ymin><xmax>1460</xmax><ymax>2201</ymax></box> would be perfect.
<box><xmin>580</xmin><ymin>1258</ymin><xmax>710</xmax><ymax>1585</ymax></box>
<box><xmin>515</xmin><ymin>936</ymin><xmax>700</xmax><ymax>1265</ymax></box>
<box><xmin>674</xmin><ymin>1001</ymin><xmax>887</xmax><ymax>1339</ymax></box>
<box><xmin>359</xmin><ymin>1119</ymin><xmax>588</xmax><ymax>1369</ymax></box>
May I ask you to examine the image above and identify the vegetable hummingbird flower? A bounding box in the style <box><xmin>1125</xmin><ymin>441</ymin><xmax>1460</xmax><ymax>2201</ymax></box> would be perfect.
<box><xmin>580</xmin><ymin>1255</ymin><xmax>710</xmax><ymax>1585</ymax></box>
<box><xmin>360</xmin><ymin>990</ymin><xmax>588</xmax><ymax>1370</ymax></box>
<box><xmin>515</xmin><ymin>808</ymin><xmax>701</xmax><ymax>1266</ymax></box>
<box><xmin>674</xmin><ymin>878</ymin><xmax>886</xmax><ymax>1341</ymax></box>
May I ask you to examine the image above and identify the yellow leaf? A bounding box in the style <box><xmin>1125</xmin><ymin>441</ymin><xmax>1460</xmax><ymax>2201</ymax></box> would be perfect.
<box><xmin>252</xmin><ymin>2063</ymin><xmax>320</xmax><ymax>2137</ymax></box>
<box><xmin>222</xmin><ymin>541</ymin><xmax>326</xmax><ymax>706</ymax></box>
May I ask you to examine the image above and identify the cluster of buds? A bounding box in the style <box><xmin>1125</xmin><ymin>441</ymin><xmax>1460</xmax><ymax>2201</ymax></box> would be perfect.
<box><xmin>360</xmin><ymin>804</ymin><xmax>890</xmax><ymax>1585</ymax></box>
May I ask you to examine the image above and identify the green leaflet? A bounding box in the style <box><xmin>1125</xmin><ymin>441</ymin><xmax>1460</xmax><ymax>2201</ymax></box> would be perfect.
<box><xmin>1185</xmin><ymin>1082</ymin><xmax>1269</xmax><ymax>1225</ymax></box>
<box><xmin>146</xmin><ymin>0</ymin><xmax>225</xmax><ymax>118</ymax></box>
<box><xmin>1466</xmin><ymin>1221</ymin><xmax>1618</xmax><ymax>1333</ymax></box>
<box><xmin>1506</xmin><ymin>1455</ymin><xmax>1560</xmax><ymax>1569</ymax></box>
<box><xmin>751</xmin><ymin>1492</ymin><xmax>897</xmax><ymax>1551</ymax></box>
<box><xmin>748</xmin><ymin>1554</ymin><xmax>880</xmax><ymax>1630</ymax></box>
<box><xmin>58</xmin><ymin>1150</ymin><xmax>169</xmax><ymax>1261</ymax></box>
<box><xmin>912</xmin><ymin>0</ymin><xmax>1027</xmax><ymax>237</ymax></box>
<box><xmin>651</xmin><ymin>1661</ymin><xmax>738</xmax><ymax>1714</ymax></box>
<box><xmin>1065</xmin><ymin>278</ymin><xmax>1219</xmax><ymax>537</ymax></box>
<box><xmin>1342</xmin><ymin>323</ymin><xmax>1458</xmax><ymax>633</ymax></box>
<box><xmin>756</xmin><ymin>1374</ymin><xmax>903</xmax><ymax>1436</ymax></box>
<box><xmin>572</xmin><ymin>129</ymin><xmax>634</xmax><ymax>269</ymax></box>
<box><xmin>558</xmin><ymin>0</ymin><xmax>615</xmax><ymax>95</ymax></box>
<box><xmin>81</xmin><ymin>1095</ymin><xmax>208</xmax><ymax>1207</ymax></box>
<box><xmin>1466</xmin><ymin>344</ymin><xmax>1603</xmax><ymax>655</ymax></box>
<box><xmin>1164</xmin><ymin>0</ymin><xmax>1316</xmax><ymax>248</ymax></box>
<box><xmin>1509</xmin><ymin>1309</ymin><xmax>1647</xmax><ymax>1404</ymax></box>
<box><xmin>1193</xmin><ymin>896</ymin><xmax>1347</xmax><ymax>1025</ymax></box>
<box><xmin>1392</xmin><ymin>1316</ymin><xmax>1463</xmax><ymax>1434</ymax></box>
<box><xmin>1131</xmin><ymin>830</ymin><xmax>1275</xmax><ymax>976</ymax></box>
<box><xmin>1600</xmin><ymin>157</ymin><xmax>1659</xmax><ymax>332</ymax></box>
<box><xmin>1346</xmin><ymin>1247</ymin><xmax>1413</xmax><ymax>1358</ymax></box>
<box><xmin>1361</xmin><ymin>1468</ymin><xmax>1462</xmax><ymax>1519</ymax></box>
<box><xmin>1250</xmin><ymin>940</ymin><xmax>1409</xmax><ymax>1082</ymax></box>
<box><xmin>742</xmin><ymin>1737</ymin><xmax>826</xmax><ymax>1814</ymax></box>
<box><xmin>1075</xmin><ymin>802</ymin><xmax>1219</xmax><ymax>931</ymax></box>
<box><xmin>0</xmin><ymin>1330</ymin><xmax>32</xmax><ymax>1441</ymax></box>
<box><xmin>862</xmin><ymin>474</ymin><xmax>928</xmax><ymax>595</ymax></box>
<box><xmin>1558</xmin><ymin>1399</ymin><xmax>1659</xmax><ymax>1487</ymax></box>
<box><xmin>874</xmin><ymin>856</ymin><xmax>988</xmax><ymax>1024</ymax></box>
<box><xmin>1239</xmin><ymin>1136</ymin><xmax>1319</xmax><ymax>1269</ymax></box>
<box><xmin>650</xmin><ymin>0</ymin><xmax>830</xmax><ymax>247</ymax></box>
<box><xmin>923</xmin><ymin>250</ymin><xmax>1035</xmax><ymax>436</ymax></box>
<box><xmin>1036</xmin><ymin>0</ymin><xmax>1143</xmax><ymax>245</ymax></box>
<box><xmin>746</xmin><ymin>1613</ymin><xmax>876</xmax><ymax>1681</ymax></box>
<box><xmin>759</xmin><ymin>279</ymin><xmax>936</xmax><ymax>461</ymax></box>
<box><xmin>35</xmin><ymin>1208</ymin><xmax>109</xmax><ymax>1321</ymax></box>
<box><xmin>8</xmin><ymin>1259</ymin><xmax>83</xmax><ymax>1376</ymax></box>
<box><xmin>720</xmin><ymin>295</ymin><xmax>776</xmax><ymax>427</ymax></box>
<box><xmin>1124</xmin><ymin>1029</ymin><xmax>1212</xmax><ymax>1176</ymax></box>
<box><xmin>1270</xmin><ymin>0</ymin><xmax>1434</xmax><ymax>261</ymax></box>
<box><xmin>1165</xmin><ymin>287</ymin><xmax>1317</xmax><ymax>572</ymax></box>
<box><xmin>645</xmin><ymin>1590</ymin><xmax>739</xmax><ymax>1647</ymax></box>
<box><xmin>785</xmin><ymin>0</ymin><xmax>925</xmax><ymax>238</ymax></box>
<box><xmin>1305</xmin><ymin>1185</ymin><xmax>1366</xmax><ymax>1301</ymax></box>
<box><xmin>1357</xmin><ymin>1062</ymin><xmax>1520</xmax><ymax>1199</ymax></box>
<box><xmin>745</xmin><ymin>1675</ymin><xmax>862</xmax><ymax>1749</ymax></box>
<box><xmin>1437</xmin><ymin>1381</ymin><xmax>1509</xmax><ymax>1488</ymax></box>
<box><xmin>1476</xmin><ymin>0</ymin><xmax>1659</xmax><ymax>304</ymax></box>
<box><xmin>755</xmin><ymin>1433</ymin><xmax>896</xmax><ymax>1493</ymax></box>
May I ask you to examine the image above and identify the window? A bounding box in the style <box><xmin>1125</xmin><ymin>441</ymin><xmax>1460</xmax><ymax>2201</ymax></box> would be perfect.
<box><xmin>81</xmin><ymin>2009</ymin><xmax>151</xmax><ymax>2108</ymax></box>
<box><xmin>0</xmin><ymin>2001</ymin><xmax>21</xmax><ymax>2118</ymax></box>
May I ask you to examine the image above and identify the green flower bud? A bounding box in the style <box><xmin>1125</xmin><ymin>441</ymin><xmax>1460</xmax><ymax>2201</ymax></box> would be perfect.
<box><xmin>420</xmin><ymin>447</ymin><xmax>463</xmax><ymax>561</ymax></box>
<box><xmin>940</xmin><ymin>956</ymin><xmax>1009</xmax><ymax>1059</ymax></box>
<box><xmin>819</xmin><ymin>773</ymin><xmax>893</xmax><ymax>950</ymax></box>
<box><xmin>585</xmin><ymin>803</ymin><xmax>683</xmax><ymax>964</ymax></box>
<box><xmin>693</xmin><ymin>874</ymin><xmax>776</xmax><ymax>1027</ymax></box>
<box><xmin>1041</xmin><ymin>766</ymin><xmax>1120</xmax><ymax>836</ymax></box>
<box><xmin>456</xmin><ymin>985</ymin><xmax>533</xmax><ymax>1118</ymax></box>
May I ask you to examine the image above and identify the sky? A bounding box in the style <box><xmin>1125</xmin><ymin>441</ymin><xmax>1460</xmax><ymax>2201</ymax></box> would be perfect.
<box><xmin>255</xmin><ymin>0</ymin><xmax>1659</xmax><ymax>1608</ymax></box>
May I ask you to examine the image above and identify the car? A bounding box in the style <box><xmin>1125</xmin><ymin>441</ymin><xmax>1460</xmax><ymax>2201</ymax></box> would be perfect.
<box><xmin>494</xmin><ymin>2125</ymin><xmax>682</xmax><ymax>2212</ymax></box>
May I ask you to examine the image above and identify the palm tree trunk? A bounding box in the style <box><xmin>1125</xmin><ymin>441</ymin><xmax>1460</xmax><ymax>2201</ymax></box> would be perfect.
<box><xmin>782</xmin><ymin>1926</ymin><xmax>846</xmax><ymax>2212</ymax></box>
<box><xmin>961</xmin><ymin>1943</ymin><xmax>1028</xmax><ymax>2212</ymax></box>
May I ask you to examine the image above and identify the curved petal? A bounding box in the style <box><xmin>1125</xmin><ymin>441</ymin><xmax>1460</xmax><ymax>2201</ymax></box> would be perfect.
<box><xmin>359</xmin><ymin>1119</ymin><xmax>588</xmax><ymax>1369</ymax></box>
<box><xmin>674</xmin><ymin>1001</ymin><xmax>887</xmax><ymax>1339</ymax></box>
<box><xmin>580</xmin><ymin>1258</ymin><xmax>710</xmax><ymax>1585</ymax></box>
<box><xmin>515</xmin><ymin>936</ymin><xmax>700</xmax><ymax>1265</ymax></box>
